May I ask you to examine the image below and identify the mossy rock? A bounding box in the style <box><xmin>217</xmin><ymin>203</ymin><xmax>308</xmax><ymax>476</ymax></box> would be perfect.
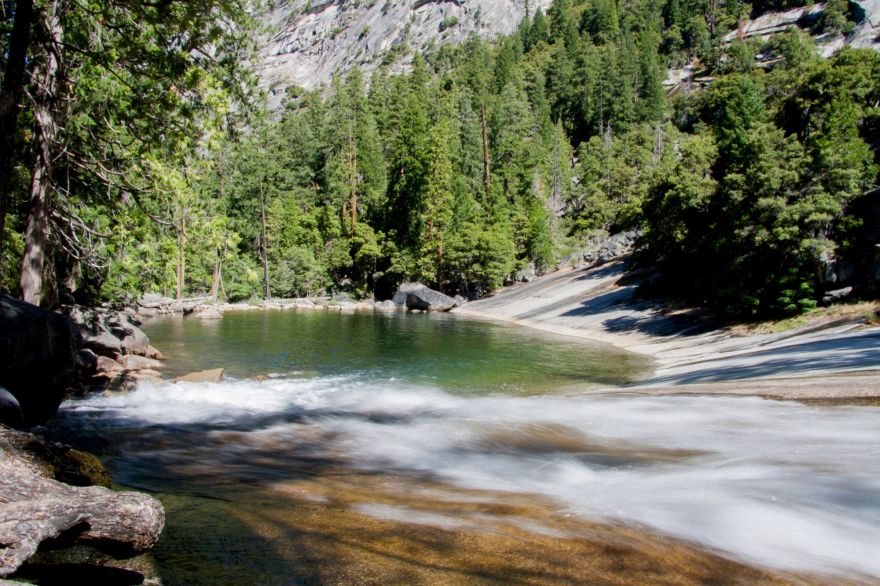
<box><xmin>52</xmin><ymin>447</ymin><xmax>112</xmax><ymax>488</ymax></box>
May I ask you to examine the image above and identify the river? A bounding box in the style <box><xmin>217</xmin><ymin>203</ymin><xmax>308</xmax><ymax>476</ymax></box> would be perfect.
<box><xmin>43</xmin><ymin>310</ymin><xmax>880</xmax><ymax>584</ymax></box>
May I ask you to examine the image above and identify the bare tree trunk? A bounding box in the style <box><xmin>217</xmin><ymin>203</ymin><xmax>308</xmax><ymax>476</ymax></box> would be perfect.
<box><xmin>437</xmin><ymin>226</ymin><xmax>444</xmax><ymax>293</ymax></box>
<box><xmin>0</xmin><ymin>0</ymin><xmax>35</xmax><ymax>249</ymax></box>
<box><xmin>259</xmin><ymin>183</ymin><xmax>270</xmax><ymax>300</ymax></box>
<box><xmin>20</xmin><ymin>0</ymin><xmax>63</xmax><ymax>306</ymax></box>
<box><xmin>348</xmin><ymin>119</ymin><xmax>357</xmax><ymax>237</ymax></box>
<box><xmin>481</xmin><ymin>103</ymin><xmax>491</xmax><ymax>195</ymax></box>
<box><xmin>210</xmin><ymin>258</ymin><xmax>221</xmax><ymax>301</ymax></box>
<box><xmin>175</xmin><ymin>218</ymin><xmax>185</xmax><ymax>300</ymax></box>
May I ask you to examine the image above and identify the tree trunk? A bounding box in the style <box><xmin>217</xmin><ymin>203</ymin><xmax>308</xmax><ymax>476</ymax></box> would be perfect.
<box><xmin>0</xmin><ymin>428</ymin><xmax>164</xmax><ymax>577</ymax></box>
<box><xmin>20</xmin><ymin>0</ymin><xmax>63</xmax><ymax>307</ymax></box>
<box><xmin>175</xmin><ymin>218</ymin><xmax>185</xmax><ymax>300</ymax></box>
<box><xmin>437</xmin><ymin>226</ymin><xmax>444</xmax><ymax>293</ymax></box>
<box><xmin>348</xmin><ymin>120</ymin><xmax>357</xmax><ymax>237</ymax></box>
<box><xmin>481</xmin><ymin>103</ymin><xmax>491</xmax><ymax>195</ymax></box>
<box><xmin>210</xmin><ymin>257</ymin><xmax>221</xmax><ymax>302</ymax></box>
<box><xmin>0</xmin><ymin>0</ymin><xmax>35</xmax><ymax>248</ymax></box>
<box><xmin>259</xmin><ymin>184</ymin><xmax>270</xmax><ymax>300</ymax></box>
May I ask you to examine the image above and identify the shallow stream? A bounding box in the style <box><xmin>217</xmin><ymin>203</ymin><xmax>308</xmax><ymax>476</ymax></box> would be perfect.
<box><xmin>44</xmin><ymin>311</ymin><xmax>880</xmax><ymax>584</ymax></box>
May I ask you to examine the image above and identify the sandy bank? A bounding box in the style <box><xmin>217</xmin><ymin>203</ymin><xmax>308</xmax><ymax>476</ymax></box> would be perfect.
<box><xmin>453</xmin><ymin>261</ymin><xmax>880</xmax><ymax>399</ymax></box>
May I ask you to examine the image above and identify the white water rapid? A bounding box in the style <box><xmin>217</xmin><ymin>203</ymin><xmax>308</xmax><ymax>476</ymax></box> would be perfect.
<box><xmin>64</xmin><ymin>376</ymin><xmax>880</xmax><ymax>580</ymax></box>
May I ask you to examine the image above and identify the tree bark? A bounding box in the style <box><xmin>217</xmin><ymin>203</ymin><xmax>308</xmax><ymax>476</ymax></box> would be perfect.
<box><xmin>211</xmin><ymin>259</ymin><xmax>221</xmax><ymax>302</ymax></box>
<box><xmin>481</xmin><ymin>103</ymin><xmax>491</xmax><ymax>195</ymax></box>
<box><xmin>0</xmin><ymin>428</ymin><xmax>164</xmax><ymax>577</ymax></box>
<box><xmin>259</xmin><ymin>183</ymin><xmax>270</xmax><ymax>299</ymax></box>
<box><xmin>437</xmin><ymin>226</ymin><xmax>444</xmax><ymax>293</ymax></box>
<box><xmin>0</xmin><ymin>0</ymin><xmax>35</xmax><ymax>249</ymax></box>
<box><xmin>20</xmin><ymin>0</ymin><xmax>63</xmax><ymax>307</ymax></box>
<box><xmin>175</xmin><ymin>218</ymin><xmax>186</xmax><ymax>300</ymax></box>
<box><xmin>348</xmin><ymin>119</ymin><xmax>357</xmax><ymax>237</ymax></box>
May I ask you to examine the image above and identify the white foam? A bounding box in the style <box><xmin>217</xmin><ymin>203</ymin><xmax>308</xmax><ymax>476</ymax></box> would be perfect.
<box><xmin>64</xmin><ymin>380</ymin><xmax>880</xmax><ymax>578</ymax></box>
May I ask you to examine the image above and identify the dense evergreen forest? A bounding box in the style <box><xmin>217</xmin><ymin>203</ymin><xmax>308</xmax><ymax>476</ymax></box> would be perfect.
<box><xmin>1</xmin><ymin>0</ymin><xmax>878</xmax><ymax>319</ymax></box>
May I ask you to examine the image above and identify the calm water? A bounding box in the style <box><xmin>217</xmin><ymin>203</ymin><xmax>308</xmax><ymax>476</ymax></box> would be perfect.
<box><xmin>140</xmin><ymin>309</ymin><xmax>649</xmax><ymax>392</ymax></box>
<box><xmin>44</xmin><ymin>310</ymin><xmax>880</xmax><ymax>584</ymax></box>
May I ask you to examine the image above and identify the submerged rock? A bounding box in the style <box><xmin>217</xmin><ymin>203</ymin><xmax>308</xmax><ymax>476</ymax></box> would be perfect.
<box><xmin>392</xmin><ymin>283</ymin><xmax>457</xmax><ymax>312</ymax></box>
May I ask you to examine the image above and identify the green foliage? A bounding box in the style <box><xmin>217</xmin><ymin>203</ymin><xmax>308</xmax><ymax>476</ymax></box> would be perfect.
<box><xmin>6</xmin><ymin>0</ymin><xmax>876</xmax><ymax>320</ymax></box>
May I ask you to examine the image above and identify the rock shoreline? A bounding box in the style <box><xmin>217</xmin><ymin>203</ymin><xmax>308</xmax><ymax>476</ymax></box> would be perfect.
<box><xmin>455</xmin><ymin>260</ymin><xmax>880</xmax><ymax>400</ymax></box>
<box><xmin>136</xmin><ymin>281</ymin><xmax>465</xmax><ymax>318</ymax></box>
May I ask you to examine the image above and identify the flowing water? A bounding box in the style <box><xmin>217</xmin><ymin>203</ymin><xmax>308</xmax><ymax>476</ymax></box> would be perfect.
<box><xmin>43</xmin><ymin>310</ymin><xmax>880</xmax><ymax>585</ymax></box>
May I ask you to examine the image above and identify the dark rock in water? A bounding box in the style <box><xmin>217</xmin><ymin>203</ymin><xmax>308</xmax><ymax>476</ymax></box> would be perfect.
<box><xmin>392</xmin><ymin>283</ymin><xmax>457</xmax><ymax>311</ymax></box>
<box><xmin>0</xmin><ymin>387</ymin><xmax>24</xmax><ymax>428</ymax></box>
<box><xmin>0</xmin><ymin>294</ymin><xmax>82</xmax><ymax>426</ymax></box>
<box><xmin>0</xmin><ymin>427</ymin><xmax>163</xmax><ymax>577</ymax></box>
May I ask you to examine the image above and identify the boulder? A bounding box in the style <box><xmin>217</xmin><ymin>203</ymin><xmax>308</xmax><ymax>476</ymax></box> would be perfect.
<box><xmin>374</xmin><ymin>299</ymin><xmax>398</xmax><ymax>311</ymax></box>
<box><xmin>63</xmin><ymin>306</ymin><xmax>162</xmax><ymax>363</ymax></box>
<box><xmin>119</xmin><ymin>355</ymin><xmax>164</xmax><ymax>371</ymax></box>
<box><xmin>0</xmin><ymin>387</ymin><xmax>24</xmax><ymax>428</ymax></box>
<box><xmin>107</xmin><ymin>315</ymin><xmax>152</xmax><ymax>356</ymax></box>
<box><xmin>76</xmin><ymin>348</ymin><xmax>99</xmax><ymax>378</ymax></box>
<box><xmin>0</xmin><ymin>428</ymin><xmax>164</xmax><ymax>577</ymax></box>
<box><xmin>582</xmin><ymin>230</ymin><xmax>643</xmax><ymax>266</ymax></box>
<box><xmin>392</xmin><ymin>283</ymin><xmax>457</xmax><ymax>312</ymax></box>
<box><xmin>174</xmin><ymin>368</ymin><xmax>225</xmax><ymax>383</ymax></box>
<box><xmin>515</xmin><ymin>263</ymin><xmax>537</xmax><ymax>283</ymax></box>
<box><xmin>822</xmin><ymin>286</ymin><xmax>854</xmax><ymax>305</ymax></box>
<box><xmin>85</xmin><ymin>330</ymin><xmax>124</xmax><ymax>358</ymax></box>
<box><xmin>193</xmin><ymin>308</ymin><xmax>223</xmax><ymax>320</ymax></box>
<box><xmin>95</xmin><ymin>355</ymin><xmax>124</xmax><ymax>374</ymax></box>
<box><xmin>0</xmin><ymin>294</ymin><xmax>82</xmax><ymax>426</ymax></box>
<box><xmin>140</xmin><ymin>344</ymin><xmax>165</xmax><ymax>360</ymax></box>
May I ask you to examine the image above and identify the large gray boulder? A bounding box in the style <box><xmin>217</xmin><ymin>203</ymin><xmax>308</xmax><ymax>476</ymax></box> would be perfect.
<box><xmin>392</xmin><ymin>283</ymin><xmax>457</xmax><ymax>312</ymax></box>
<box><xmin>63</xmin><ymin>306</ymin><xmax>162</xmax><ymax>361</ymax></box>
<box><xmin>0</xmin><ymin>294</ymin><xmax>82</xmax><ymax>426</ymax></box>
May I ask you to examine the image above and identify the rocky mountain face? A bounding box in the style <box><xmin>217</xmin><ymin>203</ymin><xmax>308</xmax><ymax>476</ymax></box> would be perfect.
<box><xmin>255</xmin><ymin>0</ymin><xmax>880</xmax><ymax>108</ymax></box>
<box><xmin>256</xmin><ymin>0</ymin><xmax>550</xmax><ymax>107</ymax></box>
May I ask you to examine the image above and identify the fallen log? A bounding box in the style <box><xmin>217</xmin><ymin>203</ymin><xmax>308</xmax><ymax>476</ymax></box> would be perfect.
<box><xmin>0</xmin><ymin>428</ymin><xmax>164</xmax><ymax>577</ymax></box>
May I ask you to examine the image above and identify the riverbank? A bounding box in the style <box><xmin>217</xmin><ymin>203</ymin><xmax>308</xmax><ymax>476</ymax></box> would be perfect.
<box><xmin>454</xmin><ymin>260</ymin><xmax>880</xmax><ymax>400</ymax></box>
